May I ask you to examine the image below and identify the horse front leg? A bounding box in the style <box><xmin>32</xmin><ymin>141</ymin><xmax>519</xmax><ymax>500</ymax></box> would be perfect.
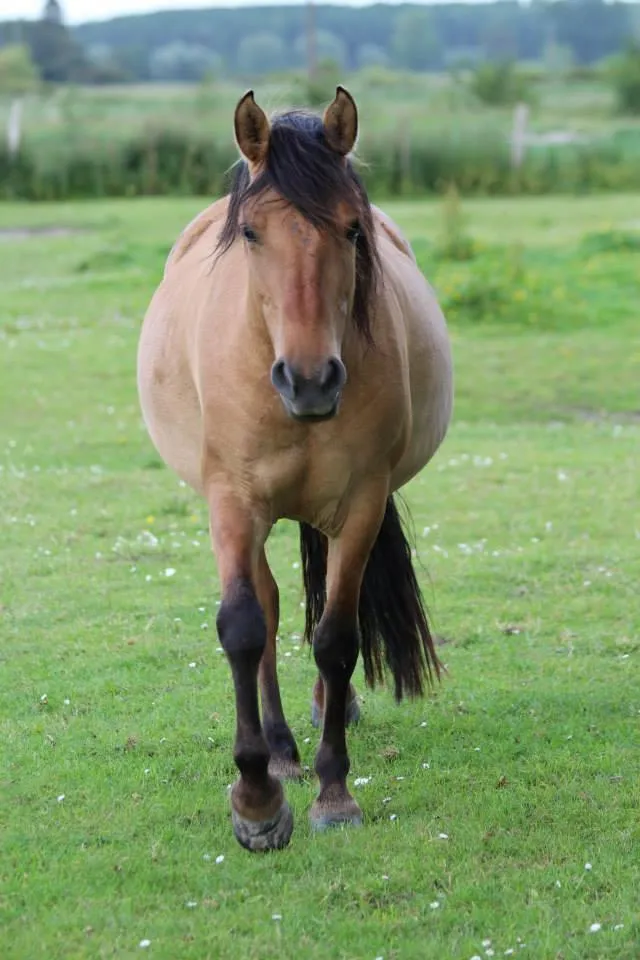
<box><xmin>256</xmin><ymin>549</ymin><xmax>302</xmax><ymax>780</ymax></box>
<box><xmin>310</xmin><ymin>483</ymin><xmax>388</xmax><ymax>831</ymax></box>
<box><xmin>209</xmin><ymin>490</ymin><xmax>293</xmax><ymax>852</ymax></box>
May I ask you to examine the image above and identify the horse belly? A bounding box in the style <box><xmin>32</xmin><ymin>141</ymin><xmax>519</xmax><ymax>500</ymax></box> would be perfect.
<box><xmin>389</xmin><ymin>287</ymin><xmax>453</xmax><ymax>492</ymax></box>
<box><xmin>137</xmin><ymin>288</ymin><xmax>205</xmax><ymax>494</ymax></box>
<box><xmin>391</xmin><ymin>386</ymin><xmax>451</xmax><ymax>492</ymax></box>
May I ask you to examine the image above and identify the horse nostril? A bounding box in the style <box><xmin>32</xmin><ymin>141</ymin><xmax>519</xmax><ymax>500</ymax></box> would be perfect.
<box><xmin>319</xmin><ymin>357</ymin><xmax>347</xmax><ymax>395</ymax></box>
<box><xmin>272</xmin><ymin>356</ymin><xmax>345</xmax><ymax>416</ymax></box>
<box><xmin>271</xmin><ymin>359</ymin><xmax>298</xmax><ymax>399</ymax></box>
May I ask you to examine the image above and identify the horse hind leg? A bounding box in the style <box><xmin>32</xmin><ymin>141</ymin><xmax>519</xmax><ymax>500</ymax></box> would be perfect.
<box><xmin>300</xmin><ymin>524</ymin><xmax>361</xmax><ymax>730</ymax></box>
<box><xmin>256</xmin><ymin>550</ymin><xmax>302</xmax><ymax>780</ymax></box>
<box><xmin>210</xmin><ymin>490</ymin><xmax>293</xmax><ymax>852</ymax></box>
<box><xmin>308</xmin><ymin>481</ymin><xmax>389</xmax><ymax>831</ymax></box>
<box><xmin>311</xmin><ymin>677</ymin><xmax>360</xmax><ymax>729</ymax></box>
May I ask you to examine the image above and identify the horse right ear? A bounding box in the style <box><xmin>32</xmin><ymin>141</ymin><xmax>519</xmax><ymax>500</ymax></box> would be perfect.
<box><xmin>234</xmin><ymin>90</ymin><xmax>270</xmax><ymax>166</ymax></box>
<box><xmin>323</xmin><ymin>86</ymin><xmax>358</xmax><ymax>157</ymax></box>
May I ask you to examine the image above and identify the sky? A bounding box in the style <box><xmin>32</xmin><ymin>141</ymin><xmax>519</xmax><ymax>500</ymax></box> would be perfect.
<box><xmin>1</xmin><ymin>0</ymin><xmax>447</xmax><ymax>25</ymax></box>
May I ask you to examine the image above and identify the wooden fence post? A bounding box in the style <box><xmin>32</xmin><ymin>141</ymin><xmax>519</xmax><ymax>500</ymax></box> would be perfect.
<box><xmin>511</xmin><ymin>102</ymin><xmax>529</xmax><ymax>170</ymax></box>
<box><xmin>7</xmin><ymin>98</ymin><xmax>23</xmax><ymax>156</ymax></box>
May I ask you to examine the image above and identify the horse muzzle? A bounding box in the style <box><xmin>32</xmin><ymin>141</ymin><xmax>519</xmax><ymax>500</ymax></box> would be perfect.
<box><xmin>271</xmin><ymin>357</ymin><xmax>346</xmax><ymax>422</ymax></box>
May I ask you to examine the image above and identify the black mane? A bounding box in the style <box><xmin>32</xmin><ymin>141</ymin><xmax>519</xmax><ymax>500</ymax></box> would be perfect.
<box><xmin>216</xmin><ymin>109</ymin><xmax>380</xmax><ymax>343</ymax></box>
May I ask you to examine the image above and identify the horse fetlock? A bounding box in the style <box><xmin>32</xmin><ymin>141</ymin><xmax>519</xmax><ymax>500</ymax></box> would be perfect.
<box><xmin>268</xmin><ymin>755</ymin><xmax>304</xmax><ymax>781</ymax></box>
<box><xmin>311</xmin><ymin>687</ymin><xmax>360</xmax><ymax>729</ymax></box>
<box><xmin>314</xmin><ymin>742</ymin><xmax>350</xmax><ymax>786</ymax></box>
<box><xmin>264</xmin><ymin>719</ymin><xmax>300</xmax><ymax>760</ymax></box>
<box><xmin>345</xmin><ymin>696</ymin><xmax>361</xmax><ymax>726</ymax></box>
<box><xmin>310</xmin><ymin>782</ymin><xmax>362</xmax><ymax>832</ymax></box>
<box><xmin>234</xmin><ymin>732</ymin><xmax>271</xmax><ymax>779</ymax></box>
<box><xmin>264</xmin><ymin>719</ymin><xmax>302</xmax><ymax>779</ymax></box>
<box><xmin>231</xmin><ymin>766</ymin><xmax>283</xmax><ymax>815</ymax></box>
<box><xmin>310</xmin><ymin>698</ymin><xmax>323</xmax><ymax>729</ymax></box>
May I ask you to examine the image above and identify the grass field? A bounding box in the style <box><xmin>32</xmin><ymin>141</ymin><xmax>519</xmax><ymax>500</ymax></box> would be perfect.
<box><xmin>1</xmin><ymin>192</ymin><xmax>639</xmax><ymax>959</ymax></box>
<box><xmin>4</xmin><ymin>71</ymin><xmax>639</xmax><ymax>148</ymax></box>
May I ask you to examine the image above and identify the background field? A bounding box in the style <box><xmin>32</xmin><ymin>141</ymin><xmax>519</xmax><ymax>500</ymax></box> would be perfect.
<box><xmin>3</xmin><ymin>68</ymin><xmax>640</xmax><ymax>200</ymax></box>
<box><xmin>1</xmin><ymin>192</ymin><xmax>639</xmax><ymax>959</ymax></box>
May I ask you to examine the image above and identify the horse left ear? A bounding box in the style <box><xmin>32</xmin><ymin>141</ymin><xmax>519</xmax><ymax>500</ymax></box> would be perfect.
<box><xmin>234</xmin><ymin>90</ymin><xmax>270</xmax><ymax>166</ymax></box>
<box><xmin>323</xmin><ymin>86</ymin><xmax>358</xmax><ymax>157</ymax></box>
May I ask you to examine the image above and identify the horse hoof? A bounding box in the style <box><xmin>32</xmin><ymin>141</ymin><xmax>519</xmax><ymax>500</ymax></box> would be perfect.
<box><xmin>309</xmin><ymin>798</ymin><xmax>363</xmax><ymax>832</ymax></box>
<box><xmin>232</xmin><ymin>801</ymin><xmax>294</xmax><ymax>852</ymax></box>
<box><xmin>268</xmin><ymin>756</ymin><xmax>304</xmax><ymax>781</ymax></box>
<box><xmin>311</xmin><ymin>697</ymin><xmax>360</xmax><ymax>729</ymax></box>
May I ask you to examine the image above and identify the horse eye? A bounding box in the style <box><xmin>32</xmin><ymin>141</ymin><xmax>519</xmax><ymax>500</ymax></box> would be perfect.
<box><xmin>346</xmin><ymin>222</ymin><xmax>361</xmax><ymax>244</ymax></box>
<box><xmin>241</xmin><ymin>224</ymin><xmax>258</xmax><ymax>244</ymax></box>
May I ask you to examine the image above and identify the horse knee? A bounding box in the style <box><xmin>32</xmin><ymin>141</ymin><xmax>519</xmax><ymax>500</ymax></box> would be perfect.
<box><xmin>313</xmin><ymin>614</ymin><xmax>359</xmax><ymax>680</ymax></box>
<box><xmin>217</xmin><ymin>577</ymin><xmax>266</xmax><ymax>667</ymax></box>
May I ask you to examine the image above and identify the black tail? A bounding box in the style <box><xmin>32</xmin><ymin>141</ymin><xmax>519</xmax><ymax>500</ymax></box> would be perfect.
<box><xmin>299</xmin><ymin>496</ymin><xmax>441</xmax><ymax>701</ymax></box>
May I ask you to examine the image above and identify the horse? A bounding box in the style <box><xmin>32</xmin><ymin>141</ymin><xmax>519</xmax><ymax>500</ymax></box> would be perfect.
<box><xmin>137</xmin><ymin>87</ymin><xmax>453</xmax><ymax>852</ymax></box>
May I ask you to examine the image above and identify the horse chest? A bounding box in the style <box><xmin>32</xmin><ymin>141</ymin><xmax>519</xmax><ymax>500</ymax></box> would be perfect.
<box><xmin>246</xmin><ymin>435</ymin><xmax>356</xmax><ymax>521</ymax></box>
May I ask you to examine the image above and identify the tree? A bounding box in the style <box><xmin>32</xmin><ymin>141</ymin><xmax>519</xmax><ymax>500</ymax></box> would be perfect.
<box><xmin>543</xmin><ymin>41</ymin><xmax>575</xmax><ymax>77</ymax></box>
<box><xmin>610</xmin><ymin>43</ymin><xmax>640</xmax><ymax>115</ymax></box>
<box><xmin>391</xmin><ymin>9</ymin><xmax>437</xmax><ymax>71</ymax></box>
<box><xmin>480</xmin><ymin>8</ymin><xmax>518</xmax><ymax>62</ymax></box>
<box><xmin>470</xmin><ymin>61</ymin><xmax>532</xmax><ymax>106</ymax></box>
<box><xmin>43</xmin><ymin>0</ymin><xmax>63</xmax><ymax>26</ymax></box>
<box><xmin>293</xmin><ymin>29</ymin><xmax>347</xmax><ymax>69</ymax></box>
<box><xmin>148</xmin><ymin>42</ymin><xmax>220</xmax><ymax>82</ymax></box>
<box><xmin>236</xmin><ymin>32</ymin><xmax>285</xmax><ymax>76</ymax></box>
<box><xmin>113</xmin><ymin>46</ymin><xmax>151</xmax><ymax>82</ymax></box>
<box><xmin>357</xmin><ymin>44</ymin><xmax>389</xmax><ymax>69</ymax></box>
<box><xmin>0</xmin><ymin>45</ymin><xmax>38</xmax><ymax>158</ymax></box>
<box><xmin>52</xmin><ymin>1</ymin><xmax>640</xmax><ymax>81</ymax></box>
<box><xmin>0</xmin><ymin>45</ymin><xmax>39</xmax><ymax>96</ymax></box>
<box><xmin>86</xmin><ymin>44</ymin><xmax>133</xmax><ymax>84</ymax></box>
<box><xmin>29</xmin><ymin>3</ymin><xmax>89</xmax><ymax>83</ymax></box>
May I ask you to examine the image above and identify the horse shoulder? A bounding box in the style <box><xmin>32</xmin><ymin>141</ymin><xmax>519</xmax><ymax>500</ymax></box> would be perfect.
<box><xmin>164</xmin><ymin>196</ymin><xmax>230</xmax><ymax>277</ymax></box>
<box><xmin>372</xmin><ymin>205</ymin><xmax>417</xmax><ymax>264</ymax></box>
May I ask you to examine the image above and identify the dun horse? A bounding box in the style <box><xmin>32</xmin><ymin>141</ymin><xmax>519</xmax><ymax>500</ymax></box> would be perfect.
<box><xmin>137</xmin><ymin>87</ymin><xmax>453</xmax><ymax>851</ymax></box>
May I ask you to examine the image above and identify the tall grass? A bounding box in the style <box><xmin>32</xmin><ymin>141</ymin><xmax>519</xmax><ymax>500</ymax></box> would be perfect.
<box><xmin>1</xmin><ymin>75</ymin><xmax>640</xmax><ymax>200</ymax></box>
<box><xmin>4</xmin><ymin>123</ymin><xmax>640</xmax><ymax>201</ymax></box>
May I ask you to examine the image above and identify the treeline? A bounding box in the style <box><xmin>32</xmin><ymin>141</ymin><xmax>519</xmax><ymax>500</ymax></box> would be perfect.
<box><xmin>0</xmin><ymin>2</ymin><xmax>90</xmax><ymax>84</ymax></box>
<box><xmin>72</xmin><ymin>2</ymin><xmax>638</xmax><ymax>77</ymax></box>
<box><xmin>1</xmin><ymin>1</ymin><xmax>639</xmax><ymax>85</ymax></box>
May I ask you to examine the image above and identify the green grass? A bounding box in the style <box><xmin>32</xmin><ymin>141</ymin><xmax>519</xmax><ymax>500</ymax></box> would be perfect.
<box><xmin>1</xmin><ymin>193</ymin><xmax>639</xmax><ymax>959</ymax></box>
<box><xmin>3</xmin><ymin>71</ymin><xmax>638</xmax><ymax>146</ymax></box>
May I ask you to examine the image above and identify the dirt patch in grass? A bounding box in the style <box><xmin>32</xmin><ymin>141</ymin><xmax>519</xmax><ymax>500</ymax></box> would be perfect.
<box><xmin>559</xmin><ymin>406</ymin><xmax>640</xmax><ymax>423</ymax></box>
<box><xmin>0</xmin><ymin>226</ymin><xmax>85</xmax><ymax>242</ymax></box>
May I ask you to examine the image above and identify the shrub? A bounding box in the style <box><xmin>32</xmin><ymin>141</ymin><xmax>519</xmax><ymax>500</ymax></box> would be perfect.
<box><xmin>290</xmin><ymin>59</ymin><xmax>342</xmax><ymax>107</ymax></box>
<box><xmin>1</xmin><ymin>122</ymin><xmax>640</xmax><ymax>201</ymax></box>
<box><xmin>434</xmin><ymin>184</ymin><xmax>476</xmax><ymax>261</ymax></box>
<box><xmin>609</xmin><ymin>44</ymin><xmax>640</xmax><ymax>116</ymax></box>
<box><xmin>0</xmin><ymin>44</ymin><xmax>39</xmax><ymax>95</ymax></box>
<box><xmin>579</xmin><ymin>229</ymin><xmax>640</xmax><ymax>255</ymax></box>
<box><xmin>470</xmin><ymin>60</ymin><xmax>533</xmax><ymax>106</ymax></box>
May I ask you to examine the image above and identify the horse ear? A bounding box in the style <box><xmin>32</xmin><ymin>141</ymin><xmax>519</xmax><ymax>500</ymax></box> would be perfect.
<box><xmin>323</xmin><ymin>86</ymin><xmax>358</xmax><ymax>157</ymax></box>
<box><xmin>234</xmin><ymin>90</ymin><xmax>270</xmax><ymax>165</ymax></box>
